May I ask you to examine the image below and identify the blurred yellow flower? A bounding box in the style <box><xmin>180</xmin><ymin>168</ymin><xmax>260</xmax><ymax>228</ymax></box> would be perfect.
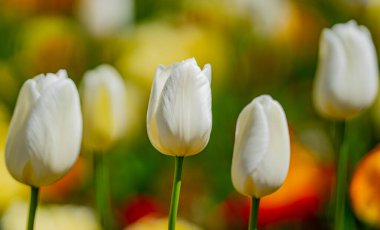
<box><xmin>124</xmin><ymin>216</ymin><xmax>201</xmax><ymax>230</ymax></box>
<box><xmin>116</xmin><ymin>21</ymin><xmax>229</xmax><ymax>92</ymax></box>
<box><xmin>350</xmin><ymin>145</ymin><xmax>380</xmax><ymax>228</ymax></box>
<box><xmin>0</xmin><ymin>105</ymin><xmax>28</xmax><ymax>211</ymax></box>
<box><xmin>1</xmin><ymin>200</ymin><xmax>100</xmax><ymax>230</ymax></box>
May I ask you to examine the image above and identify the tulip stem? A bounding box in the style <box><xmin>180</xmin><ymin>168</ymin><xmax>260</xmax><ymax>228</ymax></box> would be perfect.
<box><xmin>27</xmin><ymin>186</ymin><xmax>39</xmax><ymax>230</ymax></box>
<box><xmin>94</xmin><ymin>153</ymin><xmax>112</xmax><ymax>230</ymax></box>
<box><xmin>249</xmin><ymin>197</ymin><xmax>260</xmax><ymax>230</ymax></box>
<box><xmin>168</xmin><ymin>156</ymin><xmax>184</xmax><ymax>230</ymax></box>
<box><xmin>334</xmin><ymin>121</ymin><xmax>348</xmax><ymax>230</ymax></box>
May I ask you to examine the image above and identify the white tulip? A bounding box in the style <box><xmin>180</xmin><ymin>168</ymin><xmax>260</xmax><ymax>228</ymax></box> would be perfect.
<box><xmin>313</xmin><ymin>20</ymin><xmax>379</xmax><ymax>120</ymax></box>
<box><xmin>81</xmin><ymin>64</ymin><xmax>127</xmax><ymax>151</ymax></box>
<box><xmin>231</xmin><ymin>95</ymin><xmax>290</xmax><ymax>198</ymax></box>
<box><xmin>147</xmin><ymin>58</ymin><xmax>212</xmax><ymax>157</ymax></box>
<box><xmin>5</xmin><ymin>70</ymin><xmax>82</xmax><ymax>187</ymax></box>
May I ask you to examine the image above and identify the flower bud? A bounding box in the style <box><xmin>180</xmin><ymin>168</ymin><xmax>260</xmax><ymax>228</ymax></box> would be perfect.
<box><xmin>5</xmin><ymin>70</ymin><xmax>82</xmax><ymax>187</ymax></box>
<box><xmin>313</xmin><ymin>20</ymin><xmax>379</xmax><ymax>120</ymax></box>
<box><xmin>231</xmin><ymin>95</ymin><xmax>290</xmax><ymax>198</ymax></box>
<box><xmin>147</xmin><ymin>58</ymin><xmax>212</xmax><ymax>157</ymax></box>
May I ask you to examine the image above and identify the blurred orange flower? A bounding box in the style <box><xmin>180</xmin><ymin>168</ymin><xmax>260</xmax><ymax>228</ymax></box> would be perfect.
<box><xmin>350</xmin><ymin>145</ymin><xmax>380</xmax><ymax>228</ymax></box>
<box><xmin>259</xmin><ymin>138</ymin><xmax>334</xmax><ymax>227</ymax></box>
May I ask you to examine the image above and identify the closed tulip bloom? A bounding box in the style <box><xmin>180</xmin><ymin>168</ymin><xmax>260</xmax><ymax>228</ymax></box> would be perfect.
<box><xmin>313</xmin><ymin>20</ymin><xmax>379</xmax><ymax>120</ymax></box>
<box><xmin>5</xmin><ymin>70</ymin><xmax>82</xmax><ymax>187</ymax></box>
<box><xmin>231</xmin><ymin>95</ymin><xmax>290</xmax><ymax>198</ymax></box>
<box><xmin>147</xmin><ymin>58</ymin><xmax>212</xmax><ymax>157</ymax></box>
<box><xmin>81</xmin><ymin>64</ymin><xmax>127</xmax><ymax>151</ymax></box>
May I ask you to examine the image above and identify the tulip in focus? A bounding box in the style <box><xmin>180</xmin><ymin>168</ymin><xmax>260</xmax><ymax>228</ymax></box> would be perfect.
<box><xmin>313</xmin><ymin>20</ymin><xmax>379</xmax><ymax>120</ymax></box>
<box><xmin>231</xmin><ymin>95</ymin><xmax>290</xmax><ymax>230</ymax></box>
<box><xmin>147</xmin><ymin>58</ymin><xmax>212</xmax><ymax>157</ymax></box>
<box><xmin>231</xmin><ymin>95</ymin><xmax>290</xmax><ymax>198</ymax></box>
<box><xmin>81</xmin><ymin>64</ymin><xmax>127</xmax><ymax>151</ymax></box>
<box><xmin>5</xmin><ymin>70</ymin><xmax>82</xmax><ymax>187</ymax></box>
<box><xmin>147</xmin><ymin>58</ymin><xmax>212</xmax><ymax>229</ymax></box>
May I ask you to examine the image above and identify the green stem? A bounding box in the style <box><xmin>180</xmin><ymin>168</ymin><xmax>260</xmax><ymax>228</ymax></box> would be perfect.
<box><xmin>248</xmin><ymin>197</ymin><xmax>260</xmax><ymax>230</ymax></box>
<box><xmin>94</xmin><ymin>153</ymin><xmax>112</xmax><ymax>229</ymax></box>
<box><xmin>168</xmin><ymin>156</ymin><xmax>184</xmax><ymax>230</ymax></box>
<box><xmin>27</xmin><ymin>186</ymin><xmax>39</xmax><ymax>230</ymax></box>
<box><xmin>334</xmin><ymin>121</ymin><xmax>348</xmax><ymax>230</ymax></box>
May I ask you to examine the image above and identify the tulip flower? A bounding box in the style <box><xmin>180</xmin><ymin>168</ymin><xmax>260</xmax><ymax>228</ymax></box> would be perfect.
<box><xmin>313</xmin><ymin>20</ymin><xmax>379</xmax><ymax>230</ymax></box>
<box><xmin>80</xmin><ymin>64</ymin><xmax>127</xmax><ymax>229</ymax></box>
<box><xmin>231</xmin><ymin>95</ymin><xmax>290</xmax><ymax>230</ymax></box>
<box><xmin>147</xmin><ymin>58</ymin><xmax>212</xmax><ymax>230</ymax></box>
<box><xmin>313</xmin><ymin>20</ymin><xmax>378</xmax><ymax>120</ymax></box>
<box><xmin>81</xmin><ymin>64</ymin><xmax>127</xmax><ymax>151</ymax></box>
<box><xmin>5</xmin><ymin>70</ymin><xmax>82</xmax><ymax>230</ymax></box>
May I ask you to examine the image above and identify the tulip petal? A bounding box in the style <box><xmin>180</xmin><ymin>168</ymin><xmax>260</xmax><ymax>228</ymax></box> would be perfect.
<box><xmin>313</xmin><ymin>29</ymin><xmax>346</xmax><ymax>118</ymax></box>
<box><xmin>202</xmin><ymin>64</ymin><xmax>212</xmax><ymax>83</ymax></box>
<box><xmin>332</xmin><ymin>22</ymin><xmax>378</xmax><ymax>109</ymax></box>
<box><xmin>24</xmin><ymin>79</ymin><xmax>82</xmax><ymax>186</ymax></box>
<box><xmin>154</xmin><ymin>67</ymin><xmax>212</xmax><ymax>156</ymax></box>
<box><xmin>5</xmin><ymin>80</ymin><xmax>41</xmax><ymax>183</ymax></box>
<box><xmin>146</xmin><ymin>65</ymin><xmax>170</xmax><ymax>152</ymax></box>
<box><xmin>232</xmin><ymin>100</ymin><xmax>269</xmax><ymax>197</ymax></box>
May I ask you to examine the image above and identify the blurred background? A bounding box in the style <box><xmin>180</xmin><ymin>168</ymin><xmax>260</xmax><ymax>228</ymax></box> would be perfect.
<box><xmin>1</xmin><ymin>0</ymin><xmax>380</xmax><ymax>229</ymax></box>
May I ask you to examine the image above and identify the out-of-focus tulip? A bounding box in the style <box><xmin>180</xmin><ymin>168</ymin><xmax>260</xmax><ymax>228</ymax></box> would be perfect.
<box><xmin>78</xmin><ymin>0</ymin><xmax>134</xmax><ymax>37</ymax></box>
<box><xmin>124</xmin><ymin>216</ymin><xmax>201</xmax><ymax>230</ymax></box>
<box><xmin>5</xmin><ymin>70</ymin><xmax>82</xmax><ymax>187</ymax></box>
<box><xmin>147</xmin><ymin>58</ymin><xmax>212</xmax><ymax>157</ymax></box>
<box><xmin>230</xmin><ymin>0</ymin><xmax>292</xmax><ymax>36</ymax></box>
<box><xmin>231</xmin><ymin>95</ymin><xmax>290</xmax><ymax>198</ymax></box>
<box><xmin>1</xmin><ymin>200</ymin><xmax>100</xmax><ymax>230</ymax></box>
<box><xmin>81</xmin><ymin>64</ymin><xmax>127</xmax><ymax>151</ymax></box>
<box><xmin>313</xmin><ymin>20</ymin><xmax>379</xmax><ymax>120</ymax></box>
<box><xmin>350</xmin><ymin>145</ymin><xmax>380</xmax><ymax>228</ymax></box>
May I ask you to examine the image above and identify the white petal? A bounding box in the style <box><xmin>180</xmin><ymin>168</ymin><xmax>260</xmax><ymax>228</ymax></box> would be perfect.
<box><xmin>147</xmin><ymin>65</ymin><xmax>168</xmax><ymax>126</ymax></box>
<box><xmin>202</xmin><ymin>64</ymin><xmax>212</xmax><ymax>83</ymax></box>
<box><xmin>232</xmin><ymin>99</ymin><xmax>269</xmax><ymax>197</ymax></box>
<box><xmin>5</xmin><ymin>80</ymin><xmax>41</xmax><ymax>183</ymax></box>
<box><xmin>251</xmin><ymin>97</ymin><xmax>290</xmax><ymax>197</ymax></box>
<box><xmin>24</xmin><ymin>79</ymin><xmax>82</xmax><ymax>186</ymax></box>
<box><xmin>154</xmin><ymin>68</ymin><xmax>212</xmax><ymax>156</ymax></box>
<box><xmin>313</xmin><ymin>29</ymin><xmax>346</xmax><ymax>119</ymax></box>
<box><xmin>333</xmin><ymin>23</ymin><xmax>378</xmax><ymax>109</ymax></box>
